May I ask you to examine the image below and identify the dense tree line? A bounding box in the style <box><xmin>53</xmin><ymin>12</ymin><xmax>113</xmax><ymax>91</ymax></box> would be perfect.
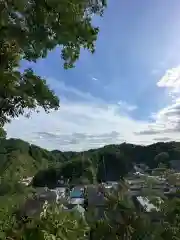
<box><xmin>29</xmin><ymin>141</ymin><xmax>180</xmax><ymax>186</ymax></box>
<box><xmin>1</xmin><ymin>138</ymin><xmax>180</xmax><ymax>188</ymax></box>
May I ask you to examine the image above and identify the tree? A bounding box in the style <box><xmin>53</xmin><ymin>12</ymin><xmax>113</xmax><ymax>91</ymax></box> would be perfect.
<box><xmin>89</xmin><ymin>188</ymin><xmax>151</xmax><ymax>240</ymax></box>
<box><xmin>0</xmin><ymin>0</ymin><xmax>106</xmax><ymax>126</ymax></box>
<box><xmin>6</xmin><ymin>202</ymin><xmax>89</xmax><ymax>239</ymax></box>
<box><xmin>0</xmin><ymin>127</ymin><xmax>6</xmax><ymax>139</ymax></box>
<box><xmin>97</xmin><ymin>152</ymin><xmax>130</xmax><ymax>182</ymax></box>
<box><xmin>154</xmin><ymin>152</ymin><xmax>170</xmax><ymax>168</ymax></box>
<box><xmin>0</xmin><ymin>56</ymin><xmax>60</xmax><ymax>126</ymax></box>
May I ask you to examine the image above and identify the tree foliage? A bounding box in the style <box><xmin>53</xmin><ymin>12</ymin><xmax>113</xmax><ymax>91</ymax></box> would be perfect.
<box><xmin>0</xmin><ymin>0</ymin><xmax>106</xmax><ymax>126</ymax></box>
<box><xmin>2</xmin><ymin>139</ymin><xmax>180</xmax><ymax>188</ymax></box>
<box><xmin>0</xmin><ymin>127</ymin><xmax>6</xmax><ymax>138</ymax></box>
<box><xmin>0</xmin><ymin>56</ymin><xmax>60</xmax><ymax>125</ymax></box>
<box><xmin>6</xmin><ymin>202</ymin><xmax>89</xmax><ymax>239</ymax></box>
<box><xmin>1</xmin><ymin>0</ymin><xmax>106</xmax><ymax>68</ymax></box>
<box><xmin>154</xmin><ymin>152</ymin><xmax>170</xmax><ymax>167</ymax></box>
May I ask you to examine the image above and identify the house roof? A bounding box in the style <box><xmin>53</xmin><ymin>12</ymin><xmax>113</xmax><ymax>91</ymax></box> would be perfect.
<box><xmin>69</xmin><ymin>198</ymin><xmax>84</xmax><ymax>205</ymax></box>
<box><xmin>136</xmin><ymin>196</ymin><xmax>162</xmax><ymax>212</ymax></box>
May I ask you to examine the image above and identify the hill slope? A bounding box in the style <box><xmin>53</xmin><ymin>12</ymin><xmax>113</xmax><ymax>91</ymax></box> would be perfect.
<box><xmin>0</xmin><ymin>138</ymin><xmax>70</xmax><ymax>180</ymax></box>
<box><xmin>1</xmin><ymin>139</ymin><xmax>180</xmax><ymax>186</ymax></box>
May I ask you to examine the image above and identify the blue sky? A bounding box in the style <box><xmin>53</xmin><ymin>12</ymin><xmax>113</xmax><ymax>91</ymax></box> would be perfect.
<box><xmin>6</xmin><ymin>0</ymin><xmax>180</xmax><ymax>151</ymax></box>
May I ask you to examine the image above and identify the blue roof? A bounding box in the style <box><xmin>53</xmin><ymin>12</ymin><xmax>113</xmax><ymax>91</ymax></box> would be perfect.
<box><xmin>70</xmin><ymin>188</ymin><xmax>84</xmax><ymax>198</ymax></box>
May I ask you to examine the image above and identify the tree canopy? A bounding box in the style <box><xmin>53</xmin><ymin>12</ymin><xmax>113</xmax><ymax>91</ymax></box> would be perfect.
<box><xmin>1</xmin><ymin>139</ymin><xmax>180</xmax><ymax>187</ymax></box>
<box><xmin>154</xmin><ymin>152</ymin><xmax>170</xmax><ymax>168</ymax></box>
<box><xmin>0</xmin><ymin>0</ymin><xmax>106</xmax><ymax>126</ymax></box>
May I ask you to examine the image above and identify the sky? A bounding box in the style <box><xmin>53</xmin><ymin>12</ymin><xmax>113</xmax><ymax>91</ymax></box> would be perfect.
<box><xmin>5</xmin><ymin>0</ymin><xmax>180</xmax><ymax>151</ymax></box>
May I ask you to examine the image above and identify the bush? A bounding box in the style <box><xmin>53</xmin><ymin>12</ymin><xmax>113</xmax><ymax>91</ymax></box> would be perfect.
<box><xmin>6</xmin><ymin>202</ymin><xmax>89</xmax><ymax>239</ymax></box>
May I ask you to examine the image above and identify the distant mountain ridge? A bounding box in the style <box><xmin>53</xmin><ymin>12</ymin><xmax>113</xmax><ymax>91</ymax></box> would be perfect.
<box><xmin>1</xmin><ymin>138</ymin><xmax>180</xmax><ymax>186</ymax></box>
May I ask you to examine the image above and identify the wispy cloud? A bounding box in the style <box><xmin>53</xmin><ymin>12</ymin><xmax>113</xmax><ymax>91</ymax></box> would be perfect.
<box><xmin>11</xmin><ymin>1</ymin><xmax>180</xmax><ymax>151</ymax></box>
<box><xmin>92</xmin><ymin>77</ymin><xmax>99</xmax><ymax>81</ymax></box>
<box><xmin>37</xmin><ymin>131</ymin><xmax>121</xmax><ymax>146</ymax></box>
<box><xmin>153</xmin><ymin>137</ymin><xmax>171</xmax><ymax>142</ymax></box>
<box><xmin>5</xmin><ymin>81</ymin><xmax>152</xmax><ymax>151</ymax></box>
<box><xmin>6</xmin><ymin>66</ymin><xmax>180</xmax><ymax>151</ymax></box>
<box><xmin>7</xmin><ymin>73</ymin><xmax>180</xmax><ymax>151</ymax></box>
<box><xmin>157</xmin><ymin>65</ymin><xmax>180</xmax><ymax>93</ymax></box>
<box><xmin>117</xmin><ymin>101</ymin><xmax>137</xmax><ymax>112</ymax></box>
<box><xmin>49</xmin><ymin>78</ymin><xmax>99</xmax><ymax>103</ymax></box>
<box><xmin>136</xmin><ymin>66</ymin><xmax>180</xmax><ymax>139</ymax></box>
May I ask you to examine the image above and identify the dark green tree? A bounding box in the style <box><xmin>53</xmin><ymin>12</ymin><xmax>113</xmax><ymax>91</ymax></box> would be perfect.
<box><xmin>154</xmin><ymin>152</ymin><xmax>170</xmax><ymax>168</ymax></box>
<box><xmin>97</xmin><ymin>152</ymin><xmax>130</xmax><ymax>182</ymax></box>
<box><xmin>0</xmin><ymin>127</ymin><xmax>6</xmax><ymax>139</ymax></box>
<box><xmin>6</xmin><ymin>202</ymin><xmax>89</xmax><ymax>239</ymax></box>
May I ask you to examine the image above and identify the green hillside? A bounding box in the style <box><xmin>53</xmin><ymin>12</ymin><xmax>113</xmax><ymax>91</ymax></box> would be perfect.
<box><xmin>0</xmin><ymin>138</ymin><xmax>70</xmax><ymax>181</ymax></box>
<box><xmin>1</xmin><ymin>138</ymin><xmax>180</xmax><ymax>188</ymax></box>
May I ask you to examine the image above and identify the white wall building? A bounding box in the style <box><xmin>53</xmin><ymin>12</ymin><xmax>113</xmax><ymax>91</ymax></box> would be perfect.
<box><xmin>136</xmin><ymin>196</ymin><xmax>161</xmax><ymax>212</ymax></box>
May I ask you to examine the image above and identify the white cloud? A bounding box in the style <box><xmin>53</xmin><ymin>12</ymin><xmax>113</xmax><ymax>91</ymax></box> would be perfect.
<box><xmin>137</xmin><ymin>65</ymin><xmax>180</xmax><ymax>140</ymax></box>
<box><xmin>92</xmin><ymin>77</ymin><xmax>98</xmax><ymax>81</ymax></box>
<box><xmin>6</xmin><ymin>70</ymin><xmax>180</xmax><ymax>152</ymax></box>
<box><xmin>157</xmin><ymin>65</ymin><xmax>180</xmax><ymax>93</ymax></box>
<box><xmin>5</xmin><ymin>80</ymin><xmax>156</xmax><ymax>151</ymax></box>
<box><xmin>49</xmin><ymin>78</ymin><xmax>98</xmax><ymax>102</ymax></box>
<box><xmin>117</xmin><ymin>101</ymin><xmax>137</xmax><ymax>111</ymax></box>
<box><xmin>5</xmin><ymin>98</ymin><xmax>150</xmax><ymax>151</ymax></box>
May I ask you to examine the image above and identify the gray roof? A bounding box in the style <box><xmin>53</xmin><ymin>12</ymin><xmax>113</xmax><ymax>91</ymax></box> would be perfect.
<box><xmin>86</xmin><ymin>186</ymin><xmax>106</xmax><ymax>206</ymax></box>
<box><xmin>69</xmin><ymin>198</ymin><xmax>84</xmax><ymax>205</ymax></box>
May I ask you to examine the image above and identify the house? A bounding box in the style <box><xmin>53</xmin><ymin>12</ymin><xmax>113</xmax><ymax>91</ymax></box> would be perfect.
<box><xmin>36</xmin><ymin>188</ymin><xmax>57</xmax><ymax>201</ymax></box>
<box><xmin>125</xmin><ymin>177</ymin><xmax>145</xmax><ymax>192</ymax></box>
<box><xmin>69</xmin><ymin>198</ymin><xmax>84</xmax><ymax>205</ymax></box>
<box><xmin>136</xmin><ymin>196</ymin><xmax>160</xmax><ymax>212</ymax></box>
<box><xmin>133</xmin><ymin>196</ymin><xmax>163</xmax><ymax>222</ymax></box>
<box><xmin>68</xmin><ymin>186</ymin><xmax>85</xmax><ymax>205</ymax></box>
<box><xmin>125</xmin><ymin>173</ymin><xmax>169</xmax><ymax>197</ymax></box>
<box><xmin>16</xmin><ymin>187</ymin><xmax>70</xmax><ymax>218</ymax></box>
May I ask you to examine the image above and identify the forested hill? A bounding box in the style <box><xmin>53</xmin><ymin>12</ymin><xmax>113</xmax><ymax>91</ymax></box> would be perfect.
<box><xmin>1</xmin><ymin>138</ymin><xmax>180</xmax><ymax>186</ymax></box>
<box><xmin>0</xmin><ymin>138</ymin><xmax>69</xmax><ymax>180</ymax></box>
